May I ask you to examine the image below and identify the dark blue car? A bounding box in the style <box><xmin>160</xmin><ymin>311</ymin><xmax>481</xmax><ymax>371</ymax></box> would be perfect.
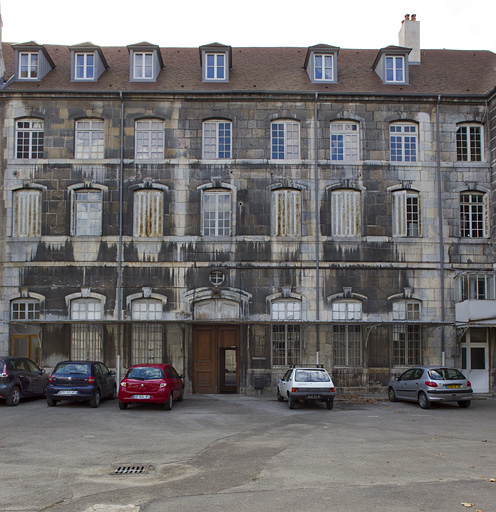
<box><xmin>0</xmin><ymin>356</ymin><xmax>48</xmax><ymax>406</ymax></box>
<box><xmin>46</xmin><ymin>361</ymin><xmax>116</xmax><ymax>408</ymax></box>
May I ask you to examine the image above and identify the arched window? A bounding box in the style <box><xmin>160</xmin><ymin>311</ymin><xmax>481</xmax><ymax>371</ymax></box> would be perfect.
<box><xmin>16</xmin><ymin>119</ymin><xmax>44</xmax><ymax>159</ymax></box>
<box><xmin>460</xmin><ymin>191</ymin><xmax>487</xmax><ymax>238</ymax></box>
<box><xmin>330</xmin><ymin>121</ymin><xmax>359</xmax><ymax>162</ymax></box>
<box><xmin>135</xmin><ymin>119</ymin><xmax>165</xmax><ymax>159</ymax></box>
<box><xmin>456</xmin><ymin>123</ymin><xmax>483</xmax><ymax>162</ymax></box>
<box><xmin>202</xmin><ymin>189</ymin><xmax>231</xmax><ymax>237</ymax></box>
<box><xmin>202</xmin><ymin>120</ymin><xmax>232</xmax><ymax>159</ymax></box>
<box><xmin>72</xmin><ymin>188</ymin><xmax>103</xmax><ymax>236</ymax></box>
<box><xmin>75</xmin><ymin>119</ymin><xmax>104</xmax><ymax>159</ymax></box>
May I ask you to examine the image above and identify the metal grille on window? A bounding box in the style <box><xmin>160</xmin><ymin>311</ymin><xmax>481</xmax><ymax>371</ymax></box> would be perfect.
<box><xmin>133</xmin><ymin>189</ymin><xmax>163</xmax><ymax>237</ymax></box>
<box><xmin>333</xmin><ymin>325</ymin><xmax>362</xmax><ymax>366</ymax></box>
<box><xmin>272</xmin><ymin>324</ymin><xmax>301</xmax><ymax>366</ymax></box>
<box><xmin>131</xmin><ymin>300</ymin><xmax>163</xmax><ymax>364</ymax></box>
<box><xmin>71</xmin><ymin>324</ymin><xmax>103</xmax><ymax>361</ymax></box>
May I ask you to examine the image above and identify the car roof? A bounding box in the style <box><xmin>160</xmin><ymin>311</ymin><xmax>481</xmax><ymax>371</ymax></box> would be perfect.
<box><xmin>128</xmin><ymin>363</ymin><xmax>169</xmax><ymax>369</ymax></box>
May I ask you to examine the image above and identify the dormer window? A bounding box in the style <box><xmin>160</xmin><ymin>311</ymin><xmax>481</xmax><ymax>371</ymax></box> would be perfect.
<box><xmin>372</xmin><ymin>46</ymin><xmax>410</xmax><ymax>85</ymax></box>
<box><xmin>13</xmin><ymin>42</ymin><xmax>55</xmax><ymax>81</ymax></box>
<box><xmin>304</xmin><ymin>44</ymin><xmax>339</xmax><ymax>83</ymax></box>
<box><xmin>75</xmin><ymin>53</ymin><xmax>94</xmax><ymax>80</ymax></box>
<box><xmin>200</xmin><ymin>43</ymin><xmax>232</xmax><ymax>82</ymax></box>
<box><xmin>206</xmin><ymin>53</ymin><xmax>226</xmax><ymax>80</ymax></box>
<box><xmin>70</xmin><ymin>43</ymin><xmax>108</xmax><ymax>82</ymax></box>
<box><xmin>19</xmin><ymin>52</ymin><xmax>38</xmax><ymax>79</ymax></box>
<box><xmin>128</xmin><ymin>42</ymin><xmax>164</xmax><ymax>82</ymax></box>
<box><xmin>385</xmin><ymin>55</ymin><xmax>405</xmax><ymax>83</ymax></box>
<box><xmin>134</xmin><ymin>52</ymin><xmax>153</xmax><ymax>79</ymax></box>
<box><xmin>314</xmin><ymin>54</ymin><xmax>333</xmax><ymax>81</ymax></box>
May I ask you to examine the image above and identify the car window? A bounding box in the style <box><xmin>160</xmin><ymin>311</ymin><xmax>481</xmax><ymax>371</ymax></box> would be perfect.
<box><xmin>399</xmin><ymin>369</ymin><xmax>415</xmax><ymax>381</ymax></box>
<box><xmin>94</xmin><ymin>364</ymin><xmax>104</xmax><ymax>377</ymax></box>
<box><xmin>170</xmin><ymin>366</ymin><xmax>180</xmax><ymax>378</ymax></box>
<box><xmin>295</xmin><ymin>370</ymin><xmax>331</xmax><ymax>382</ymax></box>
<box><xmin>429</xmin><ymin>368</ymin><xmax>466</xmax><ymax>381</ymax></box>
<box><xmin>282</xmin><ymin>370</ymin><xmax>292</xmax><ymax>381</ymax></box>
<box><xmin>25</xmin><ymin>359</ymin><xmax>40</xmax><ymax>372</ymax></box>
<box><xmin>54</xmin><ymin>363</ymin><xmax>90</xmax><ymax>376</ymax></box>
<box><xmin>412</xmin><ymin>369</ymin><xmax>424</xmax><ymax>380</ymax></box>
<box><xmin>165</xmin><ymin>367</ymin><xmax>174</xmax><ymax>379</ymax></box>
<box><xmin>127</xmin><ymin>367</ymin><xmax>164</xmax><ymax>380</ymax></box>
<box><xmin>15</xmin><ymin>359</ymin><xmax>29</xmax><ymax>372</ymax></box>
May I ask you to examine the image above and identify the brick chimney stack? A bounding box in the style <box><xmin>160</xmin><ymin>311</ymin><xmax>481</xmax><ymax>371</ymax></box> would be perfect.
<box><xmin>399</xmin><ymin>13</ymin><xmax>420</xmax><ymax>64</ymax></box>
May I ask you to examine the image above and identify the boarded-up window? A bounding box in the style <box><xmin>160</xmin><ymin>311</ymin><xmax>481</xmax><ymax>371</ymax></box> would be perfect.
<box><xmin>392</xmin><ymin>190</ymin><xmax>421</xmax><ymax>237</ymax></box>
<box><xmin>331</xmin><ymin>189</ymin><xmax>360</xmax><ymax>237</ymax></box>
<box><xmin>13</xmin><ymin>189</ymin><xmax>41</xmax><ymax>237</ymax></box>
<box><xmin>133</xmin><ymin>189</ymin><xmax>163</xmax><ymax>237</ymax></box>
<box><xmin>272</xmin><ymin>189</ymin><xmax>301</xmax><ymax>236</ymax></box>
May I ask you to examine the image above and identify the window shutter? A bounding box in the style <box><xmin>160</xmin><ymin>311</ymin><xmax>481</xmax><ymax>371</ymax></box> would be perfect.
<box><xmin>13</xmin><ymin>190</ymin><xmax>41</xmax><ymax>237</ymax></box>
<box><xmin>134</xmin><ymin>189</ymin><xmax>163</xmax><ymax>237</ymax></box>
<box><xmin>393</xmin><ymin>190</ymin><xmax>406</xmax><ymax>237</ymax></box>
<box><xmin>332</xmin><ymin>190</ymin><xmax>360</xmax><ymax>237</ymax></box>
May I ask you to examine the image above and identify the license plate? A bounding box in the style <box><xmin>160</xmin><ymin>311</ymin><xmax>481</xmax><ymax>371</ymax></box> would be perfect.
<box><xmin>446</xmin><ymin>385</ymin><xmax>461</xmax><ymax>389</ymax></box>
<box><xmin>58</xmin><ymin>390</ymin><xmax>78</xmax><ymax>396</ymax></box>
<box><xmin>306</xmin><ymin>395</ymin><xmax>320</xmax><ymax>399</ymax></box>
<box><xmin>132</xmin><ymin>394</ymin><xmax>151</xmax><ymax>399</ymax></box>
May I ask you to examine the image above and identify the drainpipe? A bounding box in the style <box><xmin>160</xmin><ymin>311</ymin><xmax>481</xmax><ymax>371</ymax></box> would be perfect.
<box><xmin>436</xmin><ymin>94</ymin><xmax>446</xmax><ymax>364</ymax></box>
<box><xmin>314</xmin><ymin>93</ymin><xmax>320</xmax><ymax>363</ymax></box>
<box><xmin>117</xmin><ymin>92</ymin><xmax>125</xmax><ymax>383</ymax></box>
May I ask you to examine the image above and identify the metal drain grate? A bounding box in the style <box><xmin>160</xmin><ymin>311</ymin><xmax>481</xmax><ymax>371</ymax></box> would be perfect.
<box><xmin>114</xmin><ymin>465</ymin><xmax>149</xmax><ymax>475</ymax></box>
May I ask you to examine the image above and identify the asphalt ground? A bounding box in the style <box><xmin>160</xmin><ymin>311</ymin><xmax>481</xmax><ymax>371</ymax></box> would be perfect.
<box><xmin>1</xmin><ymin>393</ymin><xmax>495</xmax><ymax>512</ymax></box>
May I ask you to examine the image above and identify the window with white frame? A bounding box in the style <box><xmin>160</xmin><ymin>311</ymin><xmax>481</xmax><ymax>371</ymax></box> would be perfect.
<box><xmin>19</xmin><ymin>52</ymin><xmax>39</xmax><ymax>79</ymax></box>
<box><xmin>75</xmin><ymin>53</ymin><xmax>95</xmax><ymax>80</ymax></box>
<box><xmin>16</xmin><ymin>119</ymin><xmax>44</xmax><ymax>159</ymax></box>
<box><xmin>75</xmin><ymin>120</ymin><xmax>104</xmax><ymax>159</ymax></box>
<box><xmin>457</xmin><ymin>124</ymin><xmax>483</xmax><ymax>162</ymax></box>
<box><xmin>12</xmin><ymin>189</ymin><xmax>41</xmax><ymax>237</ymax></box>
<box><xmin>314</xmin><ymin>54</ymin><xmax>333</xmax><ymax>81</ymax></box>
<box><xmin>202</xmin><ymin>189</ymin><xmax>231</xmax><ymax>236</ymax></box>
<box><xmin>205</xmin><ymin>53</ymin><xmax>226</xmax><ymax>80</ymax></box>
<box><xmin>392</xmin><ymin>189</ymin><xmax>421</xmax><ymax>237</ymax></box>
<box><xmin>202</xmin><ymin>121</ymin><xmax>232</xmax><ymax>159</ymax></box>
<box><xmin>73</xmin><ymin>189</ymin><xmax>103</xmax><ymax>236</ymax></box>
<box><xmin>271</xmin><ymin>121</ymin><xmax>300</xmax><ymax>160</ymax></box>
<box><xmin>455</xmin><ymin>272</ymin><xmax>496</xmax><ymax>302</ymax></box>
<box><xmin>385</xmin><ymin>55</ymin><xmax>405</xmax><ymax>82</ymax></box>
<box><xmin>11</xmin><ymin>299</ymin><xmax>40</xmax><ymax>320</ymax></box>
<box><xmin>271</xmin><ymin>189</ymin><xmax>301</xmax><ymax>237</ymax></box>
<box><xmin>330</xmin><ymin>122</ymin><xmax>359</xmax><ymax>162</ymax></box>
<box><xmin>390</xmin><ymin>123</ymin><xmax>417</xmax><ymax>162</ymax></box>
<box><xmin>135</xmin><ymin>120</ymin><xmax>165</xmax><ymax>159</ymax></box>
<box><xmin>133</xmin><ymin>189</ymin><xmax>163</xmax><ymax>237</ymax></box>
<box><xmin>271</xmin><ymin>300</ymin><xmax>301</xmax><ymax>366</ymax></box>
<box><xmin>393</xmin><ymin>324</ymin><xmax>421</xmax><ymax>366</ymax></box>
<box><xmin>71</xmin><ymin>298</ymin><xmax>102</xmax><ymax>320</ymax></box>
<box><xmin>332</xmin><ymin>300</ymin><xmax>362</xmax><ymax>320</ymax></box>
<box><xmin>133</xmin><ymin>52</ymin><xmax>153</xmax><ymax>79</ymax></box>
<box><xmin>331</xmin><ymin>189</ymin><xmax>361</xmax><ymax>237</ymax></box>
<box><xmin>460</xmin><ymin>192</ymin><xmax>487</xmax><ymax>238</ymax></box>
<box><xmin>393</xmin><ymin>301</ymin><xmax>421</xmax><ymax>321</ymax></box>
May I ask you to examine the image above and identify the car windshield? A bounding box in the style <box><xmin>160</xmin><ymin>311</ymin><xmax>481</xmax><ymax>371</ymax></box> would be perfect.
<box><xmin>127</xmin><ymin>367</ymin><xmax>165</xmax><ymax>380</ymax></box>
<box><xmin>429</xmin><ymin>368</ymin><xmax>466</xmax><ymax>381</ymax></box>
<box><xmin>54</xmin><ymin>363</ymin><xmax>90</xmax><ymax>376</ymax></box>
<box><xmin>295</xmin><ymin>370</ymin><xmax>330</xmax><ymax>382</ymax></box>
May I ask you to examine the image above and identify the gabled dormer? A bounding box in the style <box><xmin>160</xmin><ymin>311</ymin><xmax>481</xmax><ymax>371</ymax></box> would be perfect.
<box><xmin>69</xmin><ymin>42</ymin><xmax>109</xmax><ymax>81</ymax></box>
<box><xmin>127</xmin><ymin>42</ymin><xmax>164</xmax><ymax>82</ymax></box>
<box><xmin>372</xmin><ymin>45</ymin><xmax>411</xmax><ymax>85</ymax></box>
<box><xmin>304</xmin><ymin>44</ymin><xmax>340</xmax><ymax>83</ymax></box>
<box><xmin>199</xmin><ymin>43</ymin><xmax>232</xmax><ymax>83</ymax></box>
<box><xmin>12</xmin><ymin>41</ymin><xmax>55</xmax><ymax>81</ymax></box>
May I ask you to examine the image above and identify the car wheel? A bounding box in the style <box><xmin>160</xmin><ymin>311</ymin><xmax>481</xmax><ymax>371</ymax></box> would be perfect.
<box><xmin>458</xmin><ymin>400</ymin><xmax>471</xmax><ymax>408</ymax></box>
<box><xmin>277</xmin><ymin>388</ymin><xmax>284</xmax><ymax>402</ymax></box>
<box><xmin>176</xmin><ymin>387</ymin><xmax>184</xmax><ymax>402</ymax></box>
<box><xmin>90</xmin><ymin>390</ymin><xmax>101</xmax><ymax>408</ymax></box>
<box><xmin>326</xmin><ymin>399</ymin><xmax>334</xmax><ymax>410</ymax></box>
<box><xmin>118</xmin><ymin>401</ymin><xmax>128</xmax><ymax>410</ymax></box>
<box><xmin>110</xmin><ymin>386</ymin><xmax>117</xmax><ymax>400</ymax></box>
<box><xmin>7</xmin><ymin>386</ymin><xmax>21</xmax><ymax>406</ymax></box>
<box><xmin>164</xmin><ymin>393</ymin><xmax>173</xmax><ymax>411</ymax></box>
<box><xmin>388</xmin><ymin>387</ymin><xmax>397</xmax><ymax>402</ymax></box>
<box><xmin>418</xmin><ymin>391</ymin><xmax>431</xmax><ymax>409</ymax></box>
<box><xmin>47</xmin><ymin>396</ymin><xmax>57</xmax><ymax>407</ymax></box>
<box><xmin>288</xmin><ymin>396</ymin><xmax>295</xmax><ymax>409</ymax></box>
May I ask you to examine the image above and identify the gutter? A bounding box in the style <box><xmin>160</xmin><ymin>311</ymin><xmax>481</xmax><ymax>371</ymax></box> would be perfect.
<box><xmin>314</xmin><ymin>92</ymin><xmax>320</xmax><ymax>362</ymax></box>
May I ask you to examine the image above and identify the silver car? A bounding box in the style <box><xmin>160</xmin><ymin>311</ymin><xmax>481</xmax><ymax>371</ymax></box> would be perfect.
<box><xmin>388</xmin><ymin>367</ymin><xmax>473</xmax><ymax>409</ymax></box>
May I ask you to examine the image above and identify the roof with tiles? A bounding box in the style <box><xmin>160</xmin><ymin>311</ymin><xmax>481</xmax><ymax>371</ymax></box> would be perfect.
<box><xmin>2</xmin><ymin>42</ymin><xmax>496</xmax><ymax>96</ymax></box>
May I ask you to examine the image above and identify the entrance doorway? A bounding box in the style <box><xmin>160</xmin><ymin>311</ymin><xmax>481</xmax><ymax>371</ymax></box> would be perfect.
<box><xmin>460</xmin><ymin>327</ymin><xmax>489</xmax><ymax>393</ymax></box>
<box><xmin>11</xmin><ymin>335</ymin><xmax>41</xmax><ymax>365</ymax></box>
<box><xmin>193</xmin><ymin>325</ymin><xmax>240</xmax><ymax>394</ymax></box>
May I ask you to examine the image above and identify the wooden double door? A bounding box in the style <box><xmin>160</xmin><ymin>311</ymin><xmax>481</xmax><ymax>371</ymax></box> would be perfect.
<box><xmin>193</xmin><ymin>325</ymin><xmax>240</xmax><ymax>394</ymax></box>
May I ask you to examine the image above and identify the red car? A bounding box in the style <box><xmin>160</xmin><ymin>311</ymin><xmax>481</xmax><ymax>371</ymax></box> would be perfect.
<box><xmin>118</xmin><ymin>364</ymin><xmax>184</xmax><ymax>411</ymax></box>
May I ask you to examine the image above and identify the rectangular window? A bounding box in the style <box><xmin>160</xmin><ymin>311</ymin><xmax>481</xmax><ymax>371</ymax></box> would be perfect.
<box><xmin>457</xmin><ymin>125</ymin><xmax>482</xmax><ymax>162</ymax></box>
<box><xmin>203</xmin><ymin>121</ymin><xmax>232</xmax><ymax>159</ymax></box>
<box><xmin>271</xmin><ymin>301</ymin><xmax>301</xmax><ymax>321</ymax></box>
<box><xmin>131</xmin><ymin>300</ymin><xmax>163</xmax><ymax>364</ymax></box>
<box><xmin>330</xmin><ymin>122</ymin><xmax>359</xmax><ymax>162</ymax></box>
<box><xmin>75</xmin><ymin>120</ymin><xmax>104</xmax><ymax>159</ymax></box>
<box><xmin>460</xmin><ymin>193</ymin><xmax>486</xmax><ymax>238</ymax></box>
<box><xmin>393</xmin><ymin>301</ymin><xmax>422</xmax><ymax>321</ymax></box>
<box><xmin>71</xmin><ymin>298</ymin><xmax>102</xmax><ymax>320</ymax></box>
<box><xmin>456</xmin><ymin>272</ymin><xmax>496</xmax><ymax>302</ymax></box>
<box><xmin>314</xmin><ymin>54</ymin><xmax>333</xmax><ymax>81</ymax></box>
<box><xmin>332</xmin><ymin>301</ymin><xmax>362</xmax><ymax>320</ymax></box>
<box><xmin>71</xmin><ymin>324</ymin><xmax>103</xmax><ymax>361</ymax></box>
<box><xmin>206</xmin><ymin>53</ymin><xmax>226</xmax><ymax>80</ymax></box>
<box><xmin>390</xmin><ymin>124</ymin><xmax>417</xmax><ymax>162</ymax></box>
<box><xmin>333</xmin><ymin>325</ymin><xmax>362</xmax><ymax>366</ymax></box>
<box><xmin>134</xmin><ymin>52</ymin><xmax>153</xmax><ymax>79</ymax></box>
<box><xmin>392</xmin><ymin>190</ymin><xmax>421</xmax><ymax>237</ymax></box>
<box><xmin>73</xmin><ymin>190</ymin><xmax>102</xmax><ymax>236</ymax></box>
<box><xmin>272</xmin><ymin>325</ymin><xmax>301</xmax><ymax>366</ymax></box>
<box><xmin>13</xmin><ymin>189</ymin><xmax>41</xmax><ymax>237</ymax></box>
<box><xmin>272</xmin><ymin>189</ymin><xmax>301</xmax><ymax>237</ymax></box>
<box><xmin>203</xmin><ymin>190</ymin><xmax>231</xmax><ymax>236</ymax></box>
<box><xmin>75</xmin><ymin>53</ymin><xmax>95</xmax><ymax>80</ymax></box>
<box><xmin>331</xmin><ymin>189</ymin><xmax>361</xmax><ymax>237</ymax></box>
<box><xmin>133</xmin><ymin>189</ymin><xmax>163</xmax><ymax>237</ymax></box>
<box><xmin>385</xmin><ymin>56</ymin><xmax>405</xmax><ymax>82</ymax></box>
<box><xmin>135</xmin><ymin>120</ymin><xmax>165</xmax><ymax>159</ymax></box>
<box><xmin>11</xmin><ymin>300</ymin><xmax>40</xmax><ymax>320</ymax></box>
<box><xmin>19</xmin><ymin>52</ymin><xmax>39</xmax><ymax>79</ymax></box>
<box><xmin>271</xmin><ymin>122</ymin><xmax>300</xmax><ymax>160</ymax></box>
<box><xmin>393</xmin><ymin>325</ymin><xmax>421</xmax><ymax>366</ymax></box>
<box><xmin>16</xmin><ymin>120</ymin><xmax>44</xmax><ymax>159</ymax></box>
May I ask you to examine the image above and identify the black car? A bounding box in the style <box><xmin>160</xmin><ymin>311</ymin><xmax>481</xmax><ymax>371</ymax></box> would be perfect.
<box><xmin>46</xmin><ymin>361</ymin><xmax>116</xmax><ymax>408</ymax></box>
<box><xmin>0</xmin><ymin>356</ymin><xmax>49</xmax><ymax>406</ymax></box>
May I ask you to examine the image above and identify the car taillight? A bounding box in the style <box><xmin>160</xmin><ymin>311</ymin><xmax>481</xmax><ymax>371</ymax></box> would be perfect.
<box><xmin>0</xmin><ymin>363</ymin><xmax>8</xmax><ymax>377</ymax></box>
<box><xmin>291</xmin><ymin>387</ymin><xmax>298</xmax><ymax>392</ymax></box>
<box><xmin>120</xmin><ymin>381</ymin><xmax>126</xmax><ymax>388</ymax></box>
<box><xmin>330</xmin><ymin>388</ymin><xmax>335</xmax><ymax>392</ymax></box>
<box><xmin>88</xmin><ymin>376</ymin><xmax>95</xmax><ymax>384</ymax></box>
<box><xmin>467</xmin><ymin>381</ymin><xmax>471</xmax><ymax>387</ymax></box>
<box><xmin>425</xmin><ymin>381</ymin><xmax>438</xmax><ymax>388</ymax></box>
<box><xmin>48</xmin><ymin>374</ymin><xmax>53</xmax><ymax>383</ymax></box>
<box><xmin>159</xmin><ymin>382</ymin><xmax>167</xmax><ymax>388</ymax></box>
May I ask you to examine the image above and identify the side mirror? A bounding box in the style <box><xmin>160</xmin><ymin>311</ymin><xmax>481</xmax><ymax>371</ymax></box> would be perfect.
<box><xmin>41</xmin><ymin>369</ymin><xmax>46</xmax><ymax>374</ymax></box>
<box><xmin>277</xmin><ymin>378</ymin><xmax>281</xmax><ymax>383</ymax></box>
<box><xmin>109</xmin><ymin>370</ymin><xmax>116</xmax><ymax>376</ymax></box>
<box><xmin>178</xmin><ymin>374</ymin><xmax>184</xmax><ymax>379</ymax></box>
<box><xmin>396</xmin><ymin>377</ymin><xmax>400</xmax><ymax>381</ymax></box>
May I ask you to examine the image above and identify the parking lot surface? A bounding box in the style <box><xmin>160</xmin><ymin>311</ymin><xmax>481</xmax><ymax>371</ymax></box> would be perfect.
<box><xmin>1</xmin><ymin>394</ymin><xmax>495</xmax><ymax>512</ymax></box>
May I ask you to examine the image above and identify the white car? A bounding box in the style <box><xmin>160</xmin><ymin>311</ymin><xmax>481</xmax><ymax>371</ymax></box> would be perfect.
<box><xmin>277</xmin><ymin>365</ymin><xmax>335</xmax><ymax>409</ymax></box>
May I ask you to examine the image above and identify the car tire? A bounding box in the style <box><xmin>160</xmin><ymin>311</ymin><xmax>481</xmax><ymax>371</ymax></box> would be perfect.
<box><xmin>388</xmin><ymin>387</ymin><xmax>397</xmax><ymax>402</ymax></box>
<box><xmin>288</xmin><ymin>396</ymin><xmax>295</xmax><ymax>409</ymax></box>
<box><xmin>277</xmin><ymin>388</ymin><xmax>284</xmax><ymax>402</ymax></box>
<box><xmin>119</xmin><ymin>401</ymin><xmax>128</xmax><ymax>410</ymax></box>
<box><xmin>90</xmin><ymin>390</ymin><xmax>101</xmax><ymax>408</ymax></box>
<box><xmin>176</xmin><ymin>387</ymin><xmax>184</xmax><ymax>402</ymax></box>
<box><xmin>47</xmin><ymin>396</ymin><xmax>57</xmax><ymax>407</ymax></box>
<box><xmin>164</xmin><ymin>393</ymin><xmax>173</xmax><ymax>411</ymax></box>
<box><xmin>7</xmin><ymin>386</ymin><xmax>21</xmax><ymax>406</ymax></box>
<box><xmin>458</xmin><ymin>400</ymin><xmax>471</xmax><ymax>408</ymax></box>
<box><xmin>418</xmin><ymin>391</ymin><xmax>431</xmax><ymax>409</ymax></box>
<box><xmin>326</xmin><ymin>399</ymin><xmax>334</xmax><ymax>410</ymax></box>
<box><xmin>110</xmin><ymin>386</ymin><xmax>117</xmax><ymax>400</ymax></box>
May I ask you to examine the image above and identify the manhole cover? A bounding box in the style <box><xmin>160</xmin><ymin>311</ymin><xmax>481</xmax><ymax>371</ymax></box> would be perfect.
<box><xmin>114</xmin><ymin>465</ymin><xmax>150</xmax><ymax>475</ymax></box>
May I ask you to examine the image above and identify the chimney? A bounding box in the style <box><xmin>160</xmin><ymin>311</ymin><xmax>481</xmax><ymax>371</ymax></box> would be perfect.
<box><xmin>399</xmin><ymin>13</ymin><xmax>420</xmax><ymax>64</ymax></box>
